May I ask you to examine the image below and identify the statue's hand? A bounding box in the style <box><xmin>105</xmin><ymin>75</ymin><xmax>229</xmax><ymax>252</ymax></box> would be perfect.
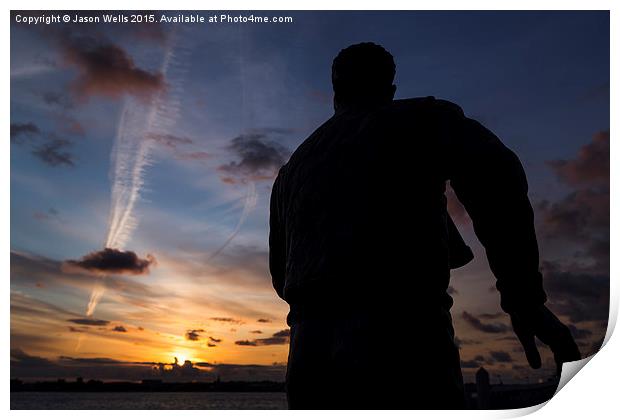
<box><xmin>510</xmin><ymin>305</ymin><xmax>581</xmax><ymax>375</ymax></box>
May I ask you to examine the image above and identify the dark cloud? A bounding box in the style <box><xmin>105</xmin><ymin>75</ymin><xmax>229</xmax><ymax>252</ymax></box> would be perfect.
<box><xmin>40</xmin><ymin>91</ymin><xmax>75</xmax><ymax>109</ymax></box>
<box><xmin>59</xmin><ymin>356</ymin><xmax>137</xmax><ymax>365</ymax></box>
<box><xmin>255</xmin><ymin>337</ymin><xmax>288</xmax><ymax>346</ymax></box>
<box><xmin>57</xmin><ymin>32</ymin><xmax>164</xmax><ymax>100</ymax></box>
<box><xmin>145</xmin><ymin>133</ymin><xmax>210</xmax><ymax>162</ymax></box>
<box><xmin>218</xmin><ymin>130</ymin><xmax>290</xmax><ymax>184</ymax></box>
<box><xmin>177</xmin><ymin>151</ymin><xmax>211</xmax><ymax>161</ymax></box>
<box><xmin>68</xmin><ymin>318</ymin><xmax>109</xmax><ymax>326</ymax></box>
<box><xmin>454</xmin><ymin>336</ymin><xmax>481</xmax><ymax>349</ymax></box>
<box><xmin>548</xmin><ymin>131</ymin><xmax>609</xmax><ymax>188</ymax></box>
<box><xmin>511</xmin><ymin>363</ymin><xmax>531</xmax><ymax>372</ymax></box>
<box><xmin>235</xmin><ymin>329</ymin><xmax>290</xmax><ymax>346</ymax></box>
<box><xmin>567</xmin><ymin>324</ymin><xmax>592</xmax><ymax>340</ymax></box>
<box><xmin>10</xmin><ymin>122</ymin><xmax>40</xmax><ymax>142</ymax></box>
<box><xmin>582</xmin><ymin>238</ymin><xmax>610</xmax><ymax>271</ymax></box>
<box><xmin>250</xmin><ymin>330</ymin><xmax>263</xmax><ymax>334</ymax></box>
<box><xmin>537</xmin><ymin>188</ymin><xmax>608</xmax><ymax>243</ymax></box>
<box><xmin>11</xmin><ymin>349</ymin><xmax>56</xmax><ymax>369</ymax></box>
<box><xmin>495</xmin><ymin>335</ymin><xmax>519</xmax><ymax>342</ymax></box>
<box><xmin>542</xmin><ymin>261</ymin><xmax>609</xmax><ymax>324</ymax></box>
<box><xmin>31</xmin><ymin>136</ymin><xmax>75</xmax><ymax>167</ymax></box>
<box><xmin>235</xmin><ymin>340</ymin><xmax>257</xmax><ymax>346</ymax></box>
<box><xmin>462</xmin><ymin>311</ymin><xmax>510</xmax><ymax>334</ymax></box>
<box><xmin>11</xmin><ymin>122</ymin><xmax>77</xmax><ymax>167</ymax></box>
<box><xmin>112</xmin><ymin>325</ymin><xmax>127</xmax><ymax>333</ymax></box>
<box><xmin>255</xmin><ymin>329</ymin><xmax>290</xmax><ymax>346</ymax></box>
<box><xmin>33</xmin><ymin>207</ymin><xmax>60</xmax><ymax>222</ymax></box>
<box><xmin>208</xmin><ymin>336</ymin><xmax>222</xmax><ymax>343</ymax></box>
<box><xmin>147</xmin><ymin>133</ymin><xmax>193</xmax><ymax>149</ymax></box>
<box><xmin>210</xmin><ymin>317</ymin><xmax>243</xmax><ymax>324</ymax></box>
<box><xmin>257</xmin><ymin>318</ymin><xmax>272</xmax><ymax>323</ymax></box>
<box><xmin>185</xmin><ymin>329</ymin><xmax>205</xmax><ymax>341</ymax></box>
<box><xmin>62</xmin><ymin>248</ymin><xmax>156</xmax><ymax>276</ymax></box>
<box><xmin>460</xmin><ymin>359</ymin><xmax>481</xmax><ymax>369</ymax></box>
<box><xmin>489</xmin><ymin>351</ymin><xmax>513</xmax><ymax>363</ymax></box>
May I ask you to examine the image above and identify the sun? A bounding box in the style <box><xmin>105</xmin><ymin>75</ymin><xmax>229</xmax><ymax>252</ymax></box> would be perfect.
<box><xmin>173</xmin><ymin>352</ymin><xmax>191</xmax><ymax>365</ymax></box>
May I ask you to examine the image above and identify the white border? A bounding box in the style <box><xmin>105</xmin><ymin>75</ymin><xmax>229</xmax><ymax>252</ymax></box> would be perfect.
<box><xmin>4</xmin><ymin>1</ymin><xmax>617</xmax><ymax>419</ymax></box>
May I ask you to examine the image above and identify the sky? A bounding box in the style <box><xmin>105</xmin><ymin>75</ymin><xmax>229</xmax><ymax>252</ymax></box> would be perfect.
<box><xmin>10</xmin><ymin>10</ymin><xmax>609</xmax><ymax>384</ymax></box>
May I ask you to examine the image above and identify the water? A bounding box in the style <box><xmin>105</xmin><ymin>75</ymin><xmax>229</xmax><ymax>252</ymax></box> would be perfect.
<box><xmin>11</xmin><ymin>392</ymin><xmax>288</xmax><ymax>410</ymax></box>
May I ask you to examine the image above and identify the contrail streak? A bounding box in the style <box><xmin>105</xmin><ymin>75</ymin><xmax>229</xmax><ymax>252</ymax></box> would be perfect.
<box><xmin>106</xmin><ymin>37</ymin><xmax>180</xmax><ymax>249</ymax></box>
<box><xmin>207</xmin><ymin>181</ymin><xmax>258</xmax><ymax>261</ymax></box>
<box><xmin>86</xmin><ymin>282</ymin><xmax>106</xmax><ymax>316</ymax></box>
<box><xmin>74</xmin><ymin>334</ymin><xmax>86</xmax><ymax>352</ymax></box>
<box><xmin>85</xmin><ymin>29</ymin><xmax>190</xmax><ymax>317</ymax></box>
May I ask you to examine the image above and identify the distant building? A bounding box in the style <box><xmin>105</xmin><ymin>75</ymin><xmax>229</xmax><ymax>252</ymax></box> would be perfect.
<box><xmin>476</xmin><ymin>367</ymin><xmax>490</xmax><ymax>409</ymax></box>
<box><xmin>464</xmin><ymin>366</ymin><xmax>559</xmax><ymax>409</ymax></box>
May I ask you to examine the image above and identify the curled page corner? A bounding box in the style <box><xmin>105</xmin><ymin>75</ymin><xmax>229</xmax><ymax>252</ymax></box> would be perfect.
<box><xmin>555</xmin><ymin>354</ymin><xmax>595</xmax><ymax>395</ymax></box>
<box><xmin>554</xmin><ymin>309</ymin><xmax>616</xmax><ymax>397</ymax></box>
<box><xmin>498</xmin><ymin>400</ymin><xmax>549</xmax><ymax>418</ymax></box>
<box><xmin>508</xmin><ymin>355</ymin><xmax>598</xmax><ymax>417</ymax></box>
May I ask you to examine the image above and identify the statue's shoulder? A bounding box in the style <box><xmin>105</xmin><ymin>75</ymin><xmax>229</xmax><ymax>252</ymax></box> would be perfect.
<box><xmin>392</xmin><ymin>96</ymin><xmax>465</xmax><ymax>117</ymax></box>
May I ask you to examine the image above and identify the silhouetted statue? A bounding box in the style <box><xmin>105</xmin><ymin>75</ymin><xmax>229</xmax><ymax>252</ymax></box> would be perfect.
<box><xmin>269</xmin><ymin>42</ymin><xmax>580</xmax><ymax>409</ymax></box>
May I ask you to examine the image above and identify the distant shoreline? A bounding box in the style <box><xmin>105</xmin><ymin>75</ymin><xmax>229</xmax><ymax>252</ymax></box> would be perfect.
<box><xmin>11</xmin><ymin>379</ymin><xmax>285</xmax><ymax>393</ymax></box>
<box><xmin>11</xmin><ymin>379</ymin><xmax>560</xmax><ymax>409</ymax></box>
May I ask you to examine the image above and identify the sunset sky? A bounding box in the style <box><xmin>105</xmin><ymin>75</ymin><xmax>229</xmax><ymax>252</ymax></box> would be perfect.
<box><xmin>10</xmin><ymin>11</ymin><xmax>609</xmax><ymax>384</ymax></box>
